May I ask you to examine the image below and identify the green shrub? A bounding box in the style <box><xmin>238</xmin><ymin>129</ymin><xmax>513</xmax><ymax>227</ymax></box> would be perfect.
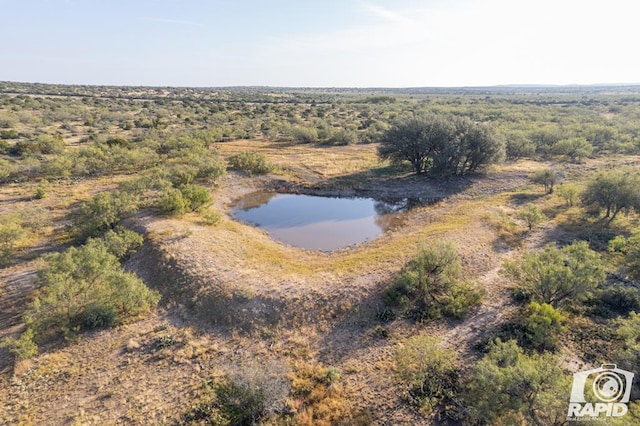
<box><xmin>0</xmin><ymin>328</ymin><xmax>38</xmax><ymax>360</ymax></box>
<box><xmin>28</xmin><ymin>240</ymin><xmax>160</xmax><ymax>340</ymax></box>
<box><xmin>200</xmin><ymin>210</ymin><xmax>221</xmax><ymax>226</ymax></box>
<box><xmin>466</xmin><ymin>339</ymin><xmax>570</xmax><ymax>425</ymax></box>
<box><xmin>386</xmin><ymin>242</ymin><xmax>483</xmax><ymax>320</ymax></box>
<box><xmin>556</xmin><ymin>183</ymin><xmax>579</xmax><ymax>207</ymax></box>
<box><xmin>179</xmin><ymin>184</ymin><xmax>212</xmax><ymax>211</ymax></box>
<box><xmin>0</xmin><ymin>221</ymin><xmax>26</xmax><ymax>264</ymax></box>
<box><xmin>590</xmin><ymin>285</ymin><xmax>640</xmax><ymax>317</ymax></box>
<box><xmin>81</xmin><ymin>305</ymin><xmax>117</xmax><ymax>329</ymax></box>
<box><xmin>34</xmin><ymin>179</ymin><xmax>49</xmax><ymax>199</ymax></box>
<box><xmin>95</xmin><ymin>227</ymin><xmax>143</xmax><ymax>259</ymax></box>
<box><xmin>609</xmin><ymin>230</ymin><xmax>640</xmax><ymax>282</ymax></box>
<box><xmin>524</xmin><ymin>302</ymin><xmax>566</xmax><ymax>351</ymax></box>
<box><xmin>73</xmin><ymin>191</ymin><xmax>140</xmax><ymax>240</ymax></box>
<box><xmin>158</xmin><ymin>188</ymin><xmax>188</xmax><ymax>216</ymax></box>
<box><xmin>228</xmin><ymin>151</ymin><xmax>274</xmax><ymax>176</ymax></box>
<box><xmin>395</xmin><ymin>335</ymin><xmax>460</xmax><ymax>416</ymax></box>
<box><xmin>516</xmin><ymin>203</ymin><xmax>545</xmax><ymax>231</ymax></box>
<box><xmin>531</xmin><ymin>169</ymin><xmax>558</xmax><ymax>193</ymax></box>
<box><xmin>503</xmin><ymin>241</ymin><xmax>605</xmax><ymax>308</ymax></box>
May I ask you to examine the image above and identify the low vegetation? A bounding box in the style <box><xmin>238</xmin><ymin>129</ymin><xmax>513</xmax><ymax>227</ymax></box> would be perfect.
<box><xmin>1</xmin><ymin>82</ymin><xmax>640</xmax><ymax>424</ymax></box>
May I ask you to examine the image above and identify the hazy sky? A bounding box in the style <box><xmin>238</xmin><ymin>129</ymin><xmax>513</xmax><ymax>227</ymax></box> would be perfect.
<box><xmin>1</xmin><ymin>0</ymin><xmax>638</xmax><ymax>87</ymax></box>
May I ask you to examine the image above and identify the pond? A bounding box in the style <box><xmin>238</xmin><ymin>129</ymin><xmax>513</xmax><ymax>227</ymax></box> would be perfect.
<box><xmin>232</xmin><ymin>192</ymin><xmax>421</xmax><ymax>251</ymax></box>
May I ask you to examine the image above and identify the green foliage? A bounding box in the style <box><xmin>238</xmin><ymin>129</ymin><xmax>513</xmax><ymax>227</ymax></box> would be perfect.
<box><xmin>550</xmin><ymin>137</ymin><xmax>593</xmax><ymax>161</ymax></box>
<box><xmin>81</xmin><ymin>305</ymin><xmax>116</xmax><ymax>329</ymax></box>
<box><xmin>609</xmin><ymin>230</ymin><xmax>640</xmax><ymax>282</ymax></box>
<box><xmin>179</xmin><ymin>184</ymin><xmax>212</xmax><ymax>211</ymax></box>
<box><xmin>74</xmin><ymin>190</ymin><xmax>139</xmax><ymax>240</ymax></box>
<box><xmin>0</xmin><ymin>221</ymin><xmax>26</xmax><ymax>264</ymax></box>
<box><xmin>467</xmin><ymin>339</ymin><xmax>571</xmax><ymax>425</ymax></box>
<box><xmin>28</xmin><ymin>239</ymin><xmax>160</xmax><ymax>340</ymax></box>
<box><xmin>386</xmin><ymin>242</ymin><xmax>483</xmax><ymax>320</ymax></box>
<box><xmin>158</xmin><ymin>185</ymin><xmax>211</xmax><ymax>216</ymax></box>
<box><xmin>524</xmin><ymin>302</ymin><xmax>566</xmax><ymax>351</ymax></box>
<box><xmin>0</xmin><ymin>158</ymin><xmax>17</xmax><ymax>182</ymax></box>
<box><xmin>0</xmin><ymin>328</ymin><xmax>38</xmax><ymax>360</ymax></box>
<box><xmin>505</xmin><ymin>132</ymin><xmax>536</xmax><ymax>160</ymax></box>
<box><xmin>581</xmin><ymin>169</ymin><xmax>640</xmax><ymax>224</ymax></box>
<box><xmin>8</xmin><ymin>134</ymin><xmax>65</xmax><ymax>156</ymax></box>
<box><xmin>556</xmin><ymin>183</ymin><xmax>579</xmax><ymax>206</ymax></box>
<box><xmin>531</xmin><ymin>168</ymin><xmax>558</xmax><ymax>193</ymax></box>
<box><xmin>395</xmin><ymin>335</ymin><xmax>460</xmax><ymax>415</ymax></box>
<box><xmin>503</xmin><ymin>241</ymin><xmax>605</xmax><ymax>308</ymax></box>
<box><xmin>591</xmin><ymin>285</ymin><xmax>640</xmax><ymax>317</ymax></box>
<box><xmin>228</xmin><ymin>151</ymin><xmax>274</xmax><ymax>176</ymax></box>
<box><xmin>94</xmin><ymin>227</ymin><xmax>144</xmax><ymax>259</ymax></box>
<box><xmin>378</xmin><ymin>114</ymin><xmax>504</xmax><ymax>176</ymax></box>
<box><xmin>34</xmin><ymin>179</ymin><xmax>49</xmax><ymax>199</ymax></box>
<box><xmin>615</xmin><ymin>312</ymin><xmax>640</xmax><ymax>397</ymax></box>
<box><xmin>200</xmin><ymin>209</ymin><xmax>221</xmax><ymax>226</ymax></box>
<box><xmin>516</xmin><ymin>203</ymin><xmax>546</xmax><ymax>231</ymax></box>
<box><xmin>158</xmin><ymin>188</ymin><xmax>188</xmax><ymax>216</ymax></box>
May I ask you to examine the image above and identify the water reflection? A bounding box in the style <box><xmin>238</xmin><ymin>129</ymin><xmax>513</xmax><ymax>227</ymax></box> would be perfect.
<box><xmin>232</xmin><ymin>193</ymin><xmax>421</xmax><ymax>251</ymax></box>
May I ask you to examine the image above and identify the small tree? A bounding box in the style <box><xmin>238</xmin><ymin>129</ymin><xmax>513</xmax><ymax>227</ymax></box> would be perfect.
<box><xmin>581</xmin><ymin>169</ymin><xmax>640</xmax><ymax>224</ymax></box>
<box><xmin>531</xmin><ymin>169</ymin><xmax>558</xmax><ymax>194</ymax></box>
<box><xmin>555</xmin><ymin>183</ymin><xmax>579</xmax><ymax>207</ymax></box>
<box><xmin>386</xmin><ymin>242</ymin><xmax>483</xmax><ymax>320</ymax></box>
<box><xmin>517</xmin><ymin>204</ymin><xmax>546</xmax><ymax>231</ymax></box>
<box><xmin>503</xmin><ymin>241</ymin><xmax>605</xmax><ymax>308</ymax></box>
<box><xmin>467</xmin><ymin>339</ymin><xmax>571</xmax><ymax>425</ymax></box>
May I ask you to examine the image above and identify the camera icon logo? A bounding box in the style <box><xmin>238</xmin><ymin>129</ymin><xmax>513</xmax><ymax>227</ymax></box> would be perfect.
<box><xmin>568</xmin><ymin>364</ymin><xmax>635</xmax><ymax>419</ymax></box>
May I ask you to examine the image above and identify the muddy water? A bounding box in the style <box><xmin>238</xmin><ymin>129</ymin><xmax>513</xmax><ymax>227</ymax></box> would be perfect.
<box><xmin>232</xmin><ymin>192</ymin><xmax>419</xmax><ymax>251</ymax></box>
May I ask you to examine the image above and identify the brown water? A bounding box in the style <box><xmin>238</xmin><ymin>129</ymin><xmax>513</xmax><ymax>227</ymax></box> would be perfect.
<box><xmin>232</xmin><ymin>192</ymin><xmax>418</xmax><ymax>251</ymax></box>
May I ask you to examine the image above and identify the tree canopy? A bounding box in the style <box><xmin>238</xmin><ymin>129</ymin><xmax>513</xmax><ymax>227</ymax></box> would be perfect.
<box><xmin>378</xmin><ymin>114</ymin><xmax>504</xmax><ymax>176</ymax></box>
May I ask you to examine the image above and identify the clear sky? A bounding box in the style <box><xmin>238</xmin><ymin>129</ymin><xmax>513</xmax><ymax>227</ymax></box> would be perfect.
<box><xmin>1</xmin><ymin>0</ymin><xmax>638</xmax><ymax>87</ymax></box>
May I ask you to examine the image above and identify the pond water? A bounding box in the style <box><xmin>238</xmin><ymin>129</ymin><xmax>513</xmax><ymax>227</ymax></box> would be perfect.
<box><xmin>232</xmin><ymin>192</ymin><xmax>418</xmax><ymax>251</ymax></box>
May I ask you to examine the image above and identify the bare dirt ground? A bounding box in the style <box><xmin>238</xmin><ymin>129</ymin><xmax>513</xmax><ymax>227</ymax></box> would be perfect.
<box><xmin>1</xmin><ymin>141</ymin><xmax>585</xmax><ymax>424</ymax></box>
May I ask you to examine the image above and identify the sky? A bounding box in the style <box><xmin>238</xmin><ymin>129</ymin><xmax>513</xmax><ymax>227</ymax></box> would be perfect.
<box><xmin>1</xmin><ymin>0</ymin><xmax>638</xmax><ymax>87</ymax></box>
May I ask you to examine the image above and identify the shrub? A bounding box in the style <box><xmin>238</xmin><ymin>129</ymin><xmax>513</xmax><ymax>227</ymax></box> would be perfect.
<box><xmin>228</xmin><ymin>151</ymin><xmax>274</xmax><ymax>176</ymax></box>
<box><xmin>73</xmin><ymin>191</ymin><xmax>140</xmax><ymax>240</ymax></box>
<box><xmin>502</xmin><ymin>241</ymin><xmax>605</xmax><ymax>308</ymax></box>
<box><xmin>179</xmin><ymin>184</ymin><xmax>212</xmax><ymax>211</ymax></box>
<box><xmin>0</xmin><ymin>328</ymin><xmax>38</xmax><ymax>360</ymax></box>
<box><xmin>523</xmin><ymin>302</ymin><xmax>566</xmax><ymax>351</ymax></box>
<box><xmin>95</xmin><ymin>227</ymin><xmax>144</xmax><ymax>259</ymax></box>
<box><xmin>556</xmin><ymin>183</ymin><xmax>579</xmax><ymax>206</ymax></box>
<box><xmin>200</xmin><ymin>209</ymin><xmax>221</xmax><ymax>226</ymax></box>
<box><xmin>386</xmin><ymin>241</ymin><xmax>483</xmax><ymax>320</ymax></box>
<box><xmin>81</xmin><ymin>305</ymin><xmax>116</xmax><ymax>329</ymax></box>
<box><xmin>28</xmin><ymin>239</ymin><xmax>160</xmax><ymax>339</ymax></box>
<box><xmin>395</xmin><ymin>335</ymin><xmax>460</xmax><ymax>416</ymax></box>
<box><xmin>581</xmin><ymin>169</ymin><xmax>640</xmax><ymax>224</ymax></box>
<box><xmin>516</xmin><ymin>203</ymin><xmax>545</xmax><ymax>231</ymax></box>
<box><xmin>158</xmin><ymin>188</ymin><xmax>188</xmax><ymax>216</ymax></box>
<box><xmin>531</xmin><ymin>169</ymin><xmax>559</xmax><ymax>193</ymax></box>
<box><xmin>466</xmin><ymin>339</ymin><xmax>570</xmax><ymax>425</ymax></box>
<box><xmin>592</xmin><ymin>285</ymin><xmax>640</xmax><ymax>317</ymax></box>
<box><xmin>608</xmin><ymin>230</ymin><xmax>640</xmax><ymax>282</ymax></box>
<box><xmin>0</xmin><ymin>222</ymin><xmax>26</xmax><ymax>264</ymax></box>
